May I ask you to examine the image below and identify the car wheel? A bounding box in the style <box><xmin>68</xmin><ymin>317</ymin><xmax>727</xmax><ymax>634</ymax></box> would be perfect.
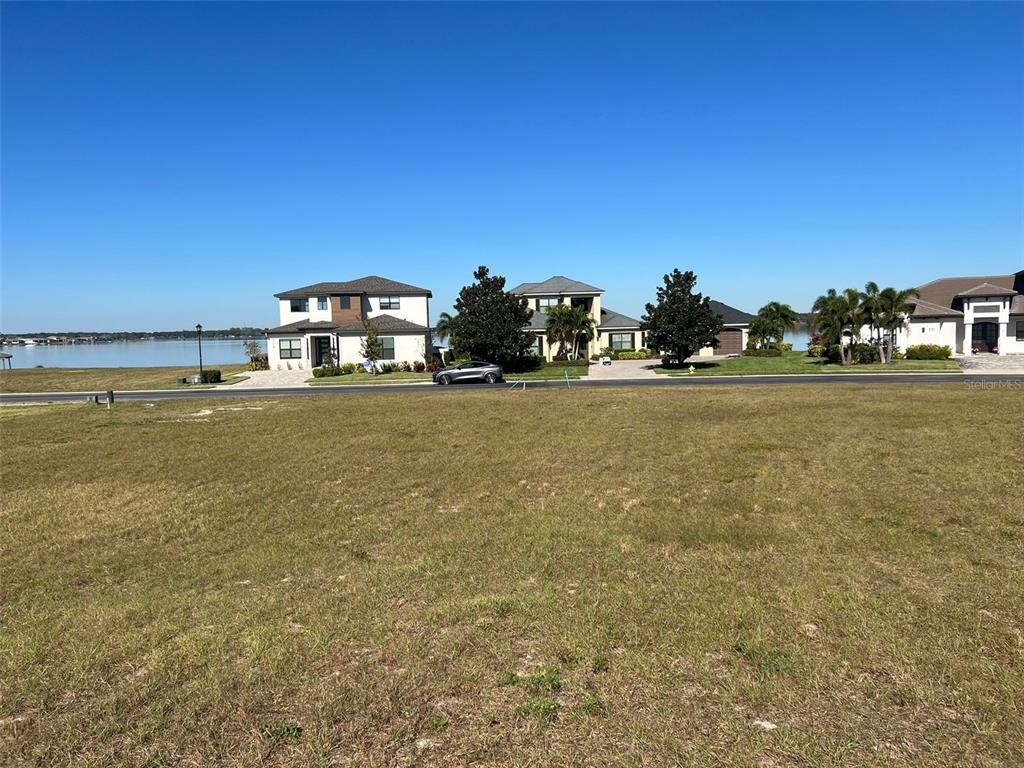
<box><xmin>484</xmin><ymin>372</ymin><xmax>498</xmax><ymax>384</ymax></box>
<box><xmin>438</xmin><ymin>374</ymin><xmax>451</xmax><ymax>385</ymax></box>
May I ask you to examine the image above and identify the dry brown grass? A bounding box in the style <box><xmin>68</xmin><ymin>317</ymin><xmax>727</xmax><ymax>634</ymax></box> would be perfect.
<box><xmin>1</xmin><ymin>385</ymin><xmax>1022</xmax><ymax>766</ymax></box>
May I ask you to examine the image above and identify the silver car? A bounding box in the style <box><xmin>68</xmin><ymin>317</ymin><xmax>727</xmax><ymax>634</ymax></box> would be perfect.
<box><xmin>433</xmin><ymin>360</ymin><xmax>503</xmax><ymax>385</ymax></box>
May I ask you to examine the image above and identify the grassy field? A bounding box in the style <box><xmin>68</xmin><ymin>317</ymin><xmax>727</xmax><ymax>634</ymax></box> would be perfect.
<box><xmin>656</xmin><ymin>351</ymin><xmax>961</xmax><ymax>376</ymax></box>
<box><xmin>2</xmin><ymin>385</ymin><xmax>1022</xmax><ymax>767</ymax></box>
<box><xmin>0</xmin><ymin>365</ymin><xmax>248</xmax><ymax>392</ymax></box>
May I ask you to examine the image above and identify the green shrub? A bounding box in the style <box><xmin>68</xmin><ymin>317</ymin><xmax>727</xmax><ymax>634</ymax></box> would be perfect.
<box><xmin>851</xmin><ymin>343</ymin><xmax>880</xmax><ymax>364</ymax></box>
<box><xmin>246</xmin><ymin>353</ymin><xmax>269</xmax><ymax>371</ymax></box>
<box><xmin>502</xmin><ymin>355</ymin><xmax>543</xmax><ymax>373</ymax></box>
<box><xmin>777</xmin><ymin>342</ymin><xmax>794</xmax><ymax>353</ymax></box>
<box><xmin>199</xmin><ymin>369</ymin><xmax>222</xmax><ymax>384</ymax></box>
<box><xmin>906</xmin><ymin>344</ymin><xmax>951</xmax><ymax>360</ymax></box>
<box><xmin>617</xmin><ymin>348</ymin><xmax>656</xmax><ymax>360</ymax></box>
<box><xmin>340</xmin><ymin>363</ymin><xmax>359</xmax><ymax>375</ymax></box>
<box><xmin>742</xmin><ymin>349</ymin><xmax>782</xmax><ymax>358</ymax></box>
<box><xmin>806</xmin><ymin>343</ymin><xmax>827</xmax><ymax>358</ymax></box>
<box><xmin>312</xmin><ymin>365</ymin><xmax>343</xmax><ymax>378</ymax></box>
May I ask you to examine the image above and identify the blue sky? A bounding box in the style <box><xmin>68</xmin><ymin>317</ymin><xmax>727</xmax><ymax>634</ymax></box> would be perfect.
<box><xmin>2</xmin><ymin>2</ymin><xmax>1022</xmax><ymax>332</ymax></box>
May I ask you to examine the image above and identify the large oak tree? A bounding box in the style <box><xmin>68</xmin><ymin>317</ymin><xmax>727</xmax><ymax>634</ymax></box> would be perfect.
<box><xmin>447</xmin><ymin>266</ymin><xmax>535</xmax><ymax>364</ymax></box>
<box><xmin>640</xmin><ymin>269</ymin><xmax>724</xmax><ymax>362</ymax></box>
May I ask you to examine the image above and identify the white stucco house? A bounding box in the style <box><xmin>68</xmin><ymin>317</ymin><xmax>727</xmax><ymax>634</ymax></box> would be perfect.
<box><xmin>890</xmin><ymin>269</ymin><xmax>1024</xmax><ymax>356</ymax></box>
<box><xmin>266</xmin><ymin>276</ymin><xmax>432</xmax><ymax>369</ymax></box>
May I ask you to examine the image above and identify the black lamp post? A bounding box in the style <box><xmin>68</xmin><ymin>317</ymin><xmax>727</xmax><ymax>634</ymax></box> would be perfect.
<box><xmin>196</xmin><ymin>324</ymin><xmax>204</xmax><ymax>380</ymax></box>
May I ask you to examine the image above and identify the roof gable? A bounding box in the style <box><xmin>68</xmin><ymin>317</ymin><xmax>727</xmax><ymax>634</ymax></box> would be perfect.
<box><xmin>275</xmin><ymin>275</ymin><xmax>432</xmax><ymax>298</ymax></box>
<box><xmin>709</xmin><ymin>300</ymin><xmax>756</xmax><ymax>325</ymax></box>
<box><xmin>509</xmin><ymin>276</ymin><xmax>604</xmax><ymax>295</ymax></box>
<box><xmin>957</xmin><ymin>281</ymin><xmax>1018</xmax><ymax>297</ymax></box>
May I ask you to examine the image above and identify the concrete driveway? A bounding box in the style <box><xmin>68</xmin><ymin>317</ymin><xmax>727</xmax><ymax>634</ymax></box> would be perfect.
<box><xmin>586</xmin><ymin>358</ymin><xmax>661</xmax><ymax>380</ymax></box>
<box><xmin>220</xmin><ymin>369</ymin><xmax>312</xmax><ymax>389</ymax></box>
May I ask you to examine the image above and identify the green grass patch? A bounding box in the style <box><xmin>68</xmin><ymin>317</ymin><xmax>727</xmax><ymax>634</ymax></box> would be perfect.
<box><xmin>307</xmin><ymin>371</ymin><xmax>432</xmax><ymax>385</ymax></box>
<box><xmin>655</xmin><ymin>351</ymin><xmax>961</xmax><ymax>376</ymax></box>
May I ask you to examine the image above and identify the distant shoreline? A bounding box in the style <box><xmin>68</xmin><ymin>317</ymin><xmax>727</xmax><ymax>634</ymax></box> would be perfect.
<box><xmin>0</xmin><ymin>329</ymin><xmax>267</xmax><ymax>345</ymax></box>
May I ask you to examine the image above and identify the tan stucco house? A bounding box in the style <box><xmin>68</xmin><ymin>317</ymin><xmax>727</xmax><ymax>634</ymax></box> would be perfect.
<box><xmin>508</xmin><ymin>276</ymin><xmax>644</xmax><ymax>360</ymax></box>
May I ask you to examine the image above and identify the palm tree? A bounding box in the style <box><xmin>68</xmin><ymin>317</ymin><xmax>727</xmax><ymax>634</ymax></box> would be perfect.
<box><xmin>876</xmin><ymin>287</ymin><xmax>919</xmax><ymax>363</ymax></box>
<box><xmin>433</xmin><ymin>311</ymin><xmax>454</xmax><ymax>363</ymax></box>
<box><xmin>545</xmin><ymin>304</ymin><xmax>595</xmax><ymax>359</ymax></box>
<box><xmin>811</xmin><ymin>288</ymin><xmax>863</xmax><ymax>366</ymax></box>
<box><xmin>756</xmin><ymin>301</ymin><xmax>800</xmax><ymax>348</ymax></box>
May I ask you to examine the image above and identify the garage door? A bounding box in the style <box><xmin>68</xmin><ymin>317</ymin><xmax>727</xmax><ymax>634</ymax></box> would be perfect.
<box><xmin>716</xmin><ymin>329</ymin><xmax>743</xmax><ymax>355</ymax></box>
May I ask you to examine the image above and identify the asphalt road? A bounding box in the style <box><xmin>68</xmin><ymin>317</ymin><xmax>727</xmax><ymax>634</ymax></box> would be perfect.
<box><xmin>2</xmin><ymin>373</ymin><xmax>1021</xmax><ymax>404</ymax></box>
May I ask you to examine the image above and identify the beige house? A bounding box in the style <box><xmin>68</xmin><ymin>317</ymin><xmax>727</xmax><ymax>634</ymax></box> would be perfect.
<box><xmin>508</xmin><ymin>276</ymin><xmax>644</xmax><ymax>361</ymax></box>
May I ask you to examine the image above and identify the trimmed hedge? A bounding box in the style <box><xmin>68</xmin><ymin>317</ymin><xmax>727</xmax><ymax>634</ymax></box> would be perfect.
<box><xmin>742</xmin><ymin>349</ymin><xmax>782</xmax><ymax>357</ymax></box>
<box><xmin>199</xmin><ymin>369</ymin><xmax>222</xmax><ymax>384</ymax></box>
<box><xmin>906</xmin><ymin>344</ymin><xmax>951</xmax><ymax>360</ymax></box>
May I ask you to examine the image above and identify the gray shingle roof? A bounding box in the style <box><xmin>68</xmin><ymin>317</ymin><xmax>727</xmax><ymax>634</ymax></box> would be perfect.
<box><xmin>267</xmin><ymin>314</ymin><xmax>428</xmax><ymax>335</ymax></box>
<box><xmin>598</xmin><ymin>307</ymin><xmax>641</xmax><ymax>329</ymax></box>
<box><xmin>709</xmin><ymin>300</ymin><xmax>756</xmax><ymax>325</ymax></box>
<box><xmin>266</xmin><ymin>320</ymin><xmax>337</xmax><ymax>334</ymax></box>
<box><xmin>274</xmin><ymin>276</ymin><xmax>432</xmax><ymax>298</ymax></box>
<box><xmin>333</xmin><ymin>314</ymin><xmax>428</xmax><ymax>334</ymax></box>
<box><xmin>509</xmin><ymin>276</ymin><xmax>604</xmax><ymax>295</ymax></box>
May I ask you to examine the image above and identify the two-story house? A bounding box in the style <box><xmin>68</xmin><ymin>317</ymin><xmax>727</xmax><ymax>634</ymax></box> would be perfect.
<box><xmin>508</xmin><ymin>276</ymin><xmax>644</xmax><ymax>361</ymax></box>
<box><xmin>508</xmin><ymin>275</ymin><xmax>757</xmax><ymax>360</ymax></box>
<box><xmin>266</xmin><ymin>276</ymin><xmax>432</xmax><ymax>369</ymax></box>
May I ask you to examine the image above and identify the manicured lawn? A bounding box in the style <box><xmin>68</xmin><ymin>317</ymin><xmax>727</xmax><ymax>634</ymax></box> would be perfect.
<box><xmin>2</xmin><ymin>386</ymin><xmax>1022</xmax><ymax>766</ymax></box>
<box><xmin>656</xmin><ymin>351</ymin><xmax>961</xmax><ymax>376</ymax></box>
<box><xmin>0</xmin><ymin>365</ymin><xmax>248</xmax><ymax>392</ymax></box>
<box><xmin>308</xmin><ymin>371</ymin><xmax>433</xmax><ymax>385</ymax></box>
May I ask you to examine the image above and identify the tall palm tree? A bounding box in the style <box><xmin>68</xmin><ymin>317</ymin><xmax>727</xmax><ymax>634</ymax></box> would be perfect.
<box><xmin>545</xmin><ymin>304</ymin><xmax>595</xmax><ymax>360</ymax></box>
<box><xmin>757</xmin><ymin>301</ymin><xmax>800</xmax><ymax>347</ymax></box>
<box><xmin>860</xmin><ymin>281</ymin><xmax>883</xmax><ymax>360</ymax></box>
<box><xmin>876</xmin><ymin>287</ymin><xmax>919</xmax><ymax>363</ymax></box>
<box><xmin>811</xmin><ymin>288</ymin><xmax>863</xmax><ymax>366</ymax></box>
<box><xmin>433</xmin><ymin>311</ymin><xmax>454</xmax><ymax>363</ymax></box>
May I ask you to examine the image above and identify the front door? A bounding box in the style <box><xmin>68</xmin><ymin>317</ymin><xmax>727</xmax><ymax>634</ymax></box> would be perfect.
<box><xmin>312</xmin><ymin>336</ymin><xmax>331</xmax><ymax>366</ymax></box>
<box><xmin>972</xmin><ymin>322</ymin><xmax>999</xmax><ymax>353</ymax></box>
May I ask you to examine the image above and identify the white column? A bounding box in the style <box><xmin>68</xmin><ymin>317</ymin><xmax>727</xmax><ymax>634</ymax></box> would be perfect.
<box><xmin>963</xmin><ymin>322</ymin><xmax>973</xmax><ymax>355</ymax></box>
<box><xmin>998</xmin><ymin>322</ymin><xmax>1009</xmax><ymax>355</ymax></box>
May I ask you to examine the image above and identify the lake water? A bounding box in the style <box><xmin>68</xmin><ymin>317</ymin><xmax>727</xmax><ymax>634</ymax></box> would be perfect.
<box><xmin>785</xmin><ymin>327</ymin><xmax>811</xmax><ymax>351</ymax></box>
<box><xmin>2</xmin><ymin>338</ymin><xmax>266</xmax><ymax>369</ymax></box>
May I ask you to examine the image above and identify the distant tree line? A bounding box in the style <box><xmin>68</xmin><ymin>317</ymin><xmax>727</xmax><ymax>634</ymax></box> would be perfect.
<box><xmin>0</xmin><ymin>327</ymin><xmax>268</xmax><ymax>340</ymax></box>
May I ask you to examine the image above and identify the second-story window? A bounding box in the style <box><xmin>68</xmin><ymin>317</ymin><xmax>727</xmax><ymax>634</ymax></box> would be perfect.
<box><xmin>339</xmin><ymin>296</ymin><xmax>351</xmax><ymax>310</ymax></box>
<box><xmin>380</xmin><ymin>296</ymin><xmax>401</xmax><ymax>310</ymax></box>
<box><xmin>317</xmin><ymin>296</ymin><xmax>328</xmax><ymax>311</ymax></box>
<box><xmin>537</xmin><ymin>297</ymin><xmax>559</xmax><ymax>312</ymax></box>
<box><xmin>290</xmin><ymin>298</ymin><xmax>308</xmax><ymax>313</ymax></box>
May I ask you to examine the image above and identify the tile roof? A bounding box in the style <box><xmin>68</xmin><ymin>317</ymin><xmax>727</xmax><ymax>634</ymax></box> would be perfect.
<box><xmin>910</xmin><ymin>299</ymin><xmax>962</xmax><ymax>318</ymax></box>
<box><xmin>915</xmin><ymin>273</ymin><xmax>1017</xmax><ymax>308</ymax></box>
<box><xmin>956</xmin><ymin>282</ymin><xmax>1019</xmax><ymax>297</ymax></box>
<box><xmin>274</xmin><ymin>276</ymin><xmax>432</xmax><ymax>298</ymax></box>
<box><xmin>508</xmin><ymin>276</ymin><xmax>604</xmax><ymax>295</ymax></box>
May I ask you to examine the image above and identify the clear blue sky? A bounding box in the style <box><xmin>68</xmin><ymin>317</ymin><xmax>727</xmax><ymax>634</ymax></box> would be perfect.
<box><xmin>2</xmin><ymin>2</ymin><xmax>1022</xmax><ymax>332</ymax></box>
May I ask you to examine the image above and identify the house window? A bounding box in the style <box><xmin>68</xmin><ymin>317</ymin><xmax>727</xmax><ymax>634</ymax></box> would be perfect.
<box><xmin>289</xmin><ymin>298</ymin><xmax>308</xmax><ymax>313</ymax></box>
<box><xmin>1017</xmin><ymin>321</ymin><xmax>1024</xmax><ymax>341</ymax></box>
<box><xmin>339</xmin><ymin>295</ymin><xmax>351</xmax><ymax>310</ymax></box>
<box><xmin>279</xmin><ymin>338</ymin><xmax>302</xmax><ymax>359</ymax></box>
<box><xmin>531</xmin><ymin>335</ymin><xmax>544</xmax><ymax>356</ymax></box>
<box><xmin>380</xmin><ymin>336</ymin><xmax>395</xmax><ymax>360</ymax></box>
<box><xmin>380</xmin><ymin>296</ymin><xmax>400</xmax><ymax>310</ymax></box>
<box><xmin>317</xmin><ymin>296</ymin><xmax>328</xmax><ymax>311</ymax></box>
<box><xmin>537</xmin><ymin>297</ymin><xmax>559</xmax><ymax>312</ymax></box>
<box><xmin>610</xmin><ymin>332</ymin><xmax>635</xmax><ymax>351</ymax></box>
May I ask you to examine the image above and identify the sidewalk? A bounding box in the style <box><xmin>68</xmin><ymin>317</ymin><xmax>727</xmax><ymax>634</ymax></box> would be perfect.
<box><xmin>220</xmin><ymin>369</ymin><xmax>311</xmax><ymax>389</ymax></box>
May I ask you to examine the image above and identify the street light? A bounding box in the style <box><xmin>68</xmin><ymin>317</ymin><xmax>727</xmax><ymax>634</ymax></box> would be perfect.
<box><xmin>196</xmin><ymin>324</ymin><xmax>204</xmax><ymax>380</ymax></box>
